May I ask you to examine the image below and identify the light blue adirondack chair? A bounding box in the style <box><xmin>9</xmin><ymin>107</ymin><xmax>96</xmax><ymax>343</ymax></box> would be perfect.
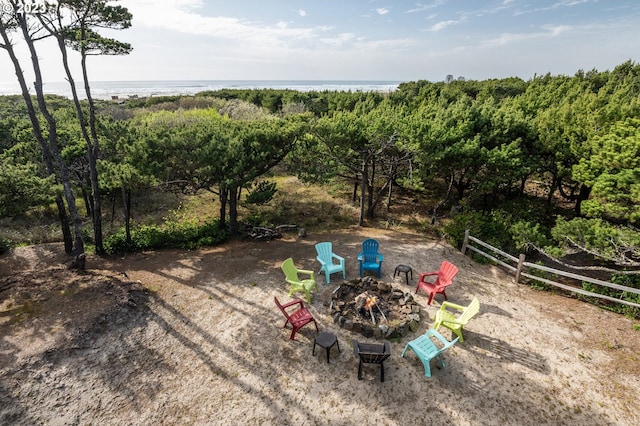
<box><xmin>401</xmin><ymin>328</ymin><xmax>459</xmax><ymax>377</ymax></box>
<box><xmin>315</xmin><ymin>242</ymin><xmax>346</xmax><ymax>284</ymax></box>
<box><xmin>357</xmin><ymin>238</ymin><xmax>383</xmax><ymax>278</ymax></box>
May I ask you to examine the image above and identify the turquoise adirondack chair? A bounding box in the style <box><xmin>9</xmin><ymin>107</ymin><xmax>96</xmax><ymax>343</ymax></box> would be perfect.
<box><xmin>281</xmin><ymin>257</ymin><xmax>318</xmax><ymax>303</ymax></box>
<box><xmin>433</xmin><ymin>297</ymin><xmax>480</xmax><ymax>343</ymax></box>
<box><xmin>315</xmin><ymin>242</ymin><xmax>346</xmax><ymax>284</ymax></box>
<box><xmin>401</xmin><ymin>328</ymin><xmax>459</xmax><ymax>377</ymax></box>
<box><xmin>357</xmin><ymin>238</ymin><xmax>383</xmax><ymax>278</ymax></box>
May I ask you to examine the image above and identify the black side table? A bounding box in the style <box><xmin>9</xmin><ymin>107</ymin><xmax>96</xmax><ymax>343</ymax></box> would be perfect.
<box><xmin>394</xmin><ymin>264</ymin><xmax>413</xmax><ymax>285</ymax></box>
<box><xmin>313</xmin><ymin>332</ymin><xmax>340</xmax><ymax>363</ymax></box>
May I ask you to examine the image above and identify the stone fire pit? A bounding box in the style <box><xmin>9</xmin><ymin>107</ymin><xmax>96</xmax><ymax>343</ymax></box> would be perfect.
<box><xmin>330</xmin><ymin>276</ymin><xmax>422</xmax><ymax>340</ymax></box>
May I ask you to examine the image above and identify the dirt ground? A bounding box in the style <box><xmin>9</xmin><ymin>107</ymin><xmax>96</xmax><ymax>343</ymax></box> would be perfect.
<box><xmin>1</xmin><ymin>227</ymin><xmax>639</xmax><ymax>425</ymax></box>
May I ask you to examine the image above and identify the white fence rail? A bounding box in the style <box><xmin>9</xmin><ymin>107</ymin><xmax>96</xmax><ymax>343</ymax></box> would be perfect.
<box><xmin>461</xmin><ymin>229</ymin><xmax>640</xmax><ymax>309</ymax></box>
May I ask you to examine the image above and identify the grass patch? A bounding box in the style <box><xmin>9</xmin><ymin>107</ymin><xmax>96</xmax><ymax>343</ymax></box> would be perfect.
<box><xmin>241</xmin><ymin>176</ymin><xmax>359</xmax><ymax>231</ymax></box>
<box><xmin>1</xmin><ymin>175</ymin><xmax>438</xmax><ymax>251</ymax></box>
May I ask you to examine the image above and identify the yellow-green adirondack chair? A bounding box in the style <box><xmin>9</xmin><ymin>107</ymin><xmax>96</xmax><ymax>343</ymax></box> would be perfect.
<box><xmin>432</xmin><ymin>297</ymin><xmax>480</xmax><ymax>342</ymax></box>
<box><xmin>281</xmin><ymin>257</ymin><xmax>318</xmax><ymax>303</ymax></box>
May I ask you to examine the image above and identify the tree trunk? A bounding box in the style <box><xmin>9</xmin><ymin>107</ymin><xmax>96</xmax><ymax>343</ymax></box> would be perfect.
<box><xmin>359</xmin><ymin>159</ymin><xmax>367</xmax><ymax>226</ymax></box>
<box><xmin>228</xmin><ymin>185</ymin><xmax>240</xmax><ymax>236</ymax></box>
<box><xmin>386</xmin><ymin>165</ymin><xmax>395</xmax><ymax>213</ymax></box>
<box><xmin>122</xmin><ymin>186</ymin><xmax>131</xmax><ymax>245</ymax></box>
<box><xmin>51</xmin><ymin>25</ymin><xmax>104</xmax><ymax>254</ymax></box>
<box><xmin>218</xmin><ymin>187</ymin><xmax>228</xmax><ymax>230</ymax></box>
<box><xmin>110</xmin><ymin>194</ymin><xmax>116</xmax><ymax>222</ymax></box>
<box><xmin>575</xmin><ymin>184</ymin><xmax>592</xmax><ymax>216</ymax></box>
<box><xmin>82</xmin><ymin>187</ymin><xmax>92</xmax><ymax>217</ymax></box>
<box><xmin>16</xmin><ymin>14</ymin><xmax>85</xmax><ymax>255</ymax></box>
<box><xmin>545</xmin><ymin>175</ymin><xmax>559</xmax><ymax>212</ymax></box>
<box><xmin>0</xmin><ymin>22</ymin><xmax>73</xmax><ymax>254</ymax></box>
<box><xmin>366</xmin><ymin>160</ymin><xmax>375</xmax><ymax>219</ymax></box>
<box><xmin>352</xmin><ymin>177</ymin><xmax>358</xmax><ymax>203</ymax></box>
<box><xmin>81</xmin><ymin>46</ymin><xmax>104</xmax><ymax>254</ymax></box>
<box><xmin>370</xmin><ymin>177</ymin><xmax>391</xmax><ymax>217</ymax></box>
<box><xmin>455</xmin><ymin>177</ymin><xmax>466</xmax><ymax>201</ymax></box>
<box><xmin>55</xmin><ymin>196</ymin><xmax>73</xmax><ymax>254</ymax></box>
<box><xmin>519</xmin><ymin>176</ymin><xmax>527</xmax><ymax>197</ymax></box>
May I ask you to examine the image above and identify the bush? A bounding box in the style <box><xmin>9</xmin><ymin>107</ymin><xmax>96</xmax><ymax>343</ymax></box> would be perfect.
<box><xmin>580</xmin><ymin>273</ymin><xmax>640</xmax><ymax>319</ymax></box>
<box><xmin>244</xmin><ymin>180</ymin><xmax>277</xmax><ymax>206</ymax></box>
<box><xmin>103</xmin><ymin>219</ymin><xmax>228</xmax><ymax>255</ymax></box>
<box><xmin>0</xmin><ymin>235</ymin><xmax>10</xmax><ymax>254</ymax></box>
<box><xmin>444</xmin><ymin>198</ymin><xmax>554</xmax><ymax>258</ymax></box>
<box><xmin>444</xmin><ymin>209</ymin><xmax>514</xmax><ymax>253</ymax></box>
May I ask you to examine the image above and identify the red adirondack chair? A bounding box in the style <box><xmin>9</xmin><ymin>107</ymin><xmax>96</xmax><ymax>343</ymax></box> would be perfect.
<box><xmin>415</xmin><ymin>261</ymin><xmax>458</xmax><ymax>305</ymax></box>
<box><xmin>274</xmin><ymin>296</ymin><xmax>318</xmax><ymax>340</ymax></box>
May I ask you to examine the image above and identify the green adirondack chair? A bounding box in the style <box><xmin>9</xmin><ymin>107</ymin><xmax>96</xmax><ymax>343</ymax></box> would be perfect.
<box><xmin>432</xmin><ymin>297</ymin><xmax>480</xmax><ymax>342</ymax></box>
<box><xmin>401</xmin><ymin>329</ymin><xmax>459</xmax><ymax>377</ymax></box>
<box><xmin>281</xmin><ymin>257</ymin><xmax>318</xmax><ymax>303</ymax></box>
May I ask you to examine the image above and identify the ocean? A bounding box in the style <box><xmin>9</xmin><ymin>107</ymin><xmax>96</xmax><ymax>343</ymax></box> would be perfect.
<box><xmin>0</xmin><ymin>80</ymin><xmax>403</xmax><ymax>100</ymax></box>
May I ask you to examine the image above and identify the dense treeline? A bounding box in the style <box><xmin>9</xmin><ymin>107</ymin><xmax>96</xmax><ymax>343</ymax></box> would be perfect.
<box><xmin>1</xmin><ymin>62</ymin><xmax>640</xmax><ymax>284</ymax></box>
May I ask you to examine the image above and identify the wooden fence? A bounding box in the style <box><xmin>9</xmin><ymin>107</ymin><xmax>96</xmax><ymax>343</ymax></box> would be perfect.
<box><xmin>461</xmin><ymin>229</ymin><xmax>640</xmax><ymax>309</ymax></box>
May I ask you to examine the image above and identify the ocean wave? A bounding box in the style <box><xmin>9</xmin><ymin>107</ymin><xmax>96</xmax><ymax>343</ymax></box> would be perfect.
<box><xmin>0</xmin><ymin>80</ymin><xmax>402</xmax><ymax>100</ymax></box>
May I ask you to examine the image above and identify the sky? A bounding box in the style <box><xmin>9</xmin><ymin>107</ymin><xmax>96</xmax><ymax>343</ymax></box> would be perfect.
<box><xmin>1</xmin><ymin>0</ymin><xmax>640</xmax><ymax>85</ymax></box>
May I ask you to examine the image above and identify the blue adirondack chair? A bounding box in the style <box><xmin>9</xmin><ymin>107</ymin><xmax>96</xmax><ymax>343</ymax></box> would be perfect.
<box><xmin>357</xmin><ymin>238</ymin><xmax>384</xmax><ymax>278</ymax></box>
<box><xmin>401</xmin><ymin>329</ymin><xmax>459</xmax><ymax>377</ymax></box>
<box><xmin>315</xmin><ymin>242</ymin><xmax>346</xmax><ymax>284</ymax></box>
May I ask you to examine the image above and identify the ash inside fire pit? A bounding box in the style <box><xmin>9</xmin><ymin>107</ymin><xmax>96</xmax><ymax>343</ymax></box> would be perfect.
<box><xmin>330</xmin><ymin>277</ymin><xmax>422</xmax><ymax>340</ymax></box>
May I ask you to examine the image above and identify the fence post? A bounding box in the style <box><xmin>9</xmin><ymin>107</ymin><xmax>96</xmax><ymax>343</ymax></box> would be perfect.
<box><xmin>461</xmin><ymin>229</ymin><xmax>470</xmax><ymax>254</ymax></box>
<box><xmin>515</xmin><ymin>253</ymin><xmax>526</xmax><ymax>283</ymax></box>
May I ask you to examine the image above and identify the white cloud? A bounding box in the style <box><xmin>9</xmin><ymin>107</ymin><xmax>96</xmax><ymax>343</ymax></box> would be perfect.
<box><xmin>126</xmin><ymin>0</ymin><xmax>318</xmax><ymax>48</ymax></box>
<box><xmin>543</xmin><ymin>24</ymin><xmax>572</xmax><ymax>37</ymax></box>
<box><xmin>479</xmin><ymin>24</ymin><xmax>572</xmax><ymax>47</ymax></box>
<box><xmin>553</xmin><ymin>0</ymin><xmax>591</xmax><ymax>7</ymax></box>
<box><xmin>429</xmin><ymin>20</ymin><xmax>461</xmax><ymax>32</ymax></box>
<box><xmin>1</xmin><ymin>0</ymin><xmax>636</xmax><ymax>84</ymax></box>
<box><xmin>515</xmin><ymin>0</ymin><xmax>597</xmax><ymax>15</ymax></box>
<box><xmin>319</xmin><ymin>33</ymin><xmax>356</xmax><ymax>47</ymax></box>
<box><xmin>406</xmin><ymin>0</ymin><xmax>447</xmax><ymax>14</ymax></box>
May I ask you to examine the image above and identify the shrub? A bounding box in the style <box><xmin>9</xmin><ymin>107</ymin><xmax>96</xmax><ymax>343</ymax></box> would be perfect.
<box><xmin>444</xmin><ymin>208</ymin><xmax>514</xmax><ymax>253</ymax></box>
<box><xmin>580</xmin><ymin>273</ymin><xmax>640</xmax><ymax>319</ymax></box>
<box><xmin>444</xmin><ymin>198</ymin><xmax>554</xmax><ymax>259</ymax></box>
<box><xmin>244</xmin><ymin>180</ymin><xmax>277</xmax><ymax>206</ymax></box>
<box><xmin>103</xmin><ymin>219</ymin><xmax>228</xmax><ymax>254</ymax></box>
<box><xmin>0</xmin><ymin>235</ymin><xmax>10</xmax><ymax>254</ymax></box>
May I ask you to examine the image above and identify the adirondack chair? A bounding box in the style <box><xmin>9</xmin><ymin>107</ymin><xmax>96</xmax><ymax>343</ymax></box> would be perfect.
<box><xmin>401</xmin><ymin>329</ymin><xmax>459</xmax><ymax>377</ymax></box>
<box><xmin>357</xmin><ymin>238</ymin><xmax>384</xmax><ymax>278</ymax></box>
<box><xmin>315</xmin><ymin>242</ymin><xmax>346</xmax><ymax>284</ymax></box>
<box><xmin>274</xmin><ymin>296</ymin><xmax>318</xmax><ymax>340</ymax></box>
<box><xmin>353</xmin><ymin>339</ymin><xmax>391</xmax><ymax>382</ymax></box>
<box><xmin>281</xmin><ymin>257</ymin><xmax>318</xmax><ymax>303</ymax></box>
<box><xmin>415</xmin><ymin>260</ymin><xmax>458</xmax><ymax>305</ymax></box>
<box><xmin>433</xmin><ymin>297</ymin><xmax>480</xmax><ymax>342</ymax></box>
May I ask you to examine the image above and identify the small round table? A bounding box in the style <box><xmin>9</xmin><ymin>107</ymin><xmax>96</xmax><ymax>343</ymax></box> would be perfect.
<box><xmin>313</xmin><ymin>332</ymin><xmax>340</xmax><ymax>364</ymax></box>
<box><xmin>394</xmin><ymin>264</ymin><xmax>413</xmax><ymax>285</ymax></box>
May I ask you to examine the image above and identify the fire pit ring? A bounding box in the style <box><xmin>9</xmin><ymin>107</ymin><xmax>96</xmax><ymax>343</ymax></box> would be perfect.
<box><xmin>329</xmin><ymin>277</ymin><xmax>422</xmax><ymax>340</ymax></box>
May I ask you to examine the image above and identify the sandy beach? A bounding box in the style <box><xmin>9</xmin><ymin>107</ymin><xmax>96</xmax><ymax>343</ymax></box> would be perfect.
<box><xmin>1</xmin><ymin>228</ymin><xmax>639</xmax><ymax>425</ymax></box>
